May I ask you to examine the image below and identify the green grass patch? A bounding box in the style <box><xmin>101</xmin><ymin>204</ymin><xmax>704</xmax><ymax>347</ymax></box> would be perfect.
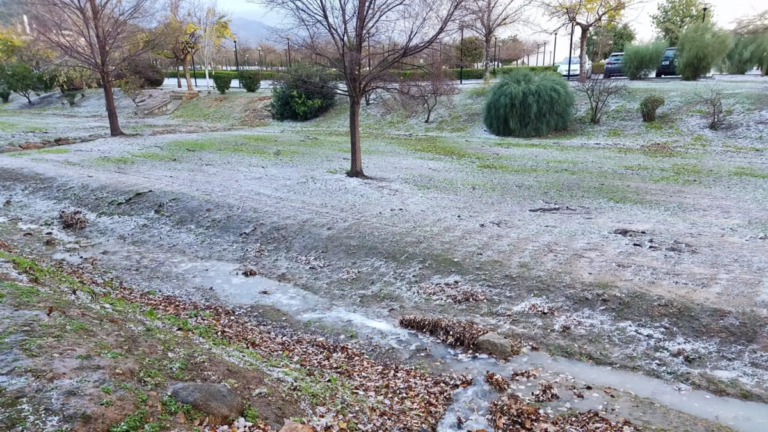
<box><xmin>93</xmin><ymin>156</ymin><xmax>135</xmax><ymax>166</ymax></box>
<box><xmin>129</xmin><ymin>152</ymin><xmax>176</xmax><ymax>162</ymax></box>
<box><xmin>36</xmin><ymin>148</ymin><xmax>71</xmax><ymax>154</ymax></box>
<box><xmin>397</xmin><ymin>137</ymin><xmax>476</xmax><ymax>159</ymax></box>
<box><xmin>622</xmin><ymin>164</ymin><xmax>652</xmax><ymax>171</ymax></box>
<box><xmin>731</xmin><ymin>166</ymin><xmax>768</xmax><ymax>179</ymax></box>
<box><xmin>606</xmin><ymin>128</ymin><xmax>623</xmax><ymax>138</ymax></box>
<box><xmin>653</xmin><ymin>163</ymin><xmax>706</xmax><ymax>184</ymax></box>
<box><xmin>0</xmin><ymin>121</ymin><xmax>46</xmax><ymax>133</ymax></box>
<box><xmin>644</xmin><ymin>122</ymin><xmax>664</xmax><ymax>131</ymax></box>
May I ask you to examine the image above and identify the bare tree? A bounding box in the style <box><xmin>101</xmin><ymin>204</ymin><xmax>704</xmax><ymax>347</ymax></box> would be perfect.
<box><xmin>197</xmin><ymin>0</ymin><xmax>231</xmax><ymax>93</ymax></box>
<box><xmin>398</xmin><ymin>61</ymin><xmax>459</xmax><ymax>123</ymax></box>
<box><xmin>573</xmin><ymin>77</ymin><xmax>626</xmax><ymax>124</ymax></box>
<box><xmin>540</xmin><ymin>0</ymin><xmax>635</xmax><ymax>81</ymax></box>
<box><xmin>34</xmin><ymin>0</ymin><xmax>157</xmax><ymax>136</ymax></box>
<box><xmin>256</xmin><ymin>0</ymin><xmax>464</xmax><ymax>178</ymax></box>
<box><xmin>463</xmin><ymin>0</ymin><xmax>531</xmax><ymax>80</ymax></box>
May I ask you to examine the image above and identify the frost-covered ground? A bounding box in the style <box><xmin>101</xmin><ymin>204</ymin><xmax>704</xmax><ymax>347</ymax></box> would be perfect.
<box><xmin>1</xmin><ymin>75</ymin><xmax>768</xmax><ymax>408</ymax></box>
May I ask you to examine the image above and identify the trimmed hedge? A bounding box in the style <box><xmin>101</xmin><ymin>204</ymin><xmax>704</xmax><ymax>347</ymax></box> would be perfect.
<box><xmin>165</xmin><ymin>70</ymin><xmax>283</xmax><ymax>81</ymax></box>
<box><xmin>213</xmin><ymin>74</ymin><xmax>232</xmax><ymax>94</ymax></box>
<box><xmin>240</xmin><ymin>71</ymin><xmax>261</xmax><ymax>92</ymax></box>
<box><xmin>483</xmin><ymin>69</ymin><xmax>573</xmax><ymax>138</ymax></box>
<box><xmin>164</xmin><ymin>66</ymin><xmax>560</xmax><ymax>84</ymax></box>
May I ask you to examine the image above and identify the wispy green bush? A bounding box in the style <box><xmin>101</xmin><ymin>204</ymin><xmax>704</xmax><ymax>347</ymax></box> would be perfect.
<box><xmin>622</xmin><ymin>41</ymin><xmax>667</xmax><ymax>80</ymax></box>
<box><xmin>483</xmin><ymin>69</ymin><xmax>573</xmax><ymax>137</ymax></box>
<box><xmin>720</xmin><ymin>34</ymin><xmax>768</xmax><ymax>74</ymax></box>
<box><xmin>678</xmin><ymin>23</ymin><xmax>733</xmax><ymax>80</ymax></box>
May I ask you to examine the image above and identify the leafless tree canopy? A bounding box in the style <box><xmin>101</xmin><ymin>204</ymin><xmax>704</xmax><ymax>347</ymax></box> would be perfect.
<box><xmin>397</xmin><ymin>62</ymin><xmax>459</xmax><ymax>123</ymax></box>
<box><xmin>462</xmin><ymin>0</ymin><xmax>532</xmax><ymax>79</ymax></box>
<box><xmin>257</xmin><ymin>0</ymin><xmax>464</xmax><ymax>177</ymax></box>
<box><xmin>33</xmin><ymin>0</ymin><xmax>159</xmax><ymax>136</ymax></box>
<box><xmin>539</xmin><ymin>0</ymin><xmax>634</xmax><ymax>81</ymax></box>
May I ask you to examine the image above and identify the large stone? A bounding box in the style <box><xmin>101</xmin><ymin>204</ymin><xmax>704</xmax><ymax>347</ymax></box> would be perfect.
<box><xmin>169</xmin><ymin>383</ymin><xmax>243</xmax><ymax>420</ymax></box>
<box><xmin>475</xmin><ymin>332</ymin><xmax>513</xmax><ymax>358</ymax></box>
<box><xmin>279</xmin><ymin>421</ymin><xmax>314</xmax><ymax>432</ymax></box>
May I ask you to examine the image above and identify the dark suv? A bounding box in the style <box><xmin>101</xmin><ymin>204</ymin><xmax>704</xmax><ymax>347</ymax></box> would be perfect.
<box><xmin>603</xmin><ymin>52</ymin><xmax>624</xmax><ymax>78</ymax></box>
<box><xmin>656</xmin><ymin>47</ymin><xmax>678</xmax><ymax>77</ymax></box>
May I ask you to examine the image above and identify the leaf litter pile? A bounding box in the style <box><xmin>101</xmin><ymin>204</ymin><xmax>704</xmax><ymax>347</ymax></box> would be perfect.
<box><xmin>59</xmin><ymin>209</ymin><xmax>88</xmax><ymax>230</ymax></box>
<box><xmin>398</xmin><ymin>315</ymin><xmax>488</xmax><ymax>349</ymax></box>
<box><xmin>116</xmin><ymin>288</ymin><xmax>473</xmax><ymax>431</ymax></box>
<box><xmin>489</xmin><ymin>394</ymin><xmax>639</xmax><ymax>432</ymax></box>
<box><xmin>417</xmin><ymin>280</ymin><xmax>487</xmax><ymax>303</ymax></box>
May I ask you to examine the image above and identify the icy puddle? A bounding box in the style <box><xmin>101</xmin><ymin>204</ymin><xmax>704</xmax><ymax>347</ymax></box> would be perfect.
<box><xmin>180</xmin><ymin>261</ymin><xmax>768</xmax><ymax>432</ymax></box>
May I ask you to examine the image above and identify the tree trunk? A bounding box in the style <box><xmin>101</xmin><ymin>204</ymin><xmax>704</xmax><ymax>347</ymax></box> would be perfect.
<box><xmin>483</xmin><ymin>36</ymin><xmax>492</xmax><ymax>82</ymax></box>
<box><xmin>425</xmin><ymin>107</ymin><xmax>432</xmax><ymax>123</ymax></box>
<box><xmin>579</xmin><ymin>26</ymin><xmax>589</xmax><ymax>82</ymax></box>
<box><xmin>183</xmin><ymin>56</ymin><xmax>194</xmax><ymax>91</ymax></box>
<box><xmin>101</xmin><ymin>72</ymin><xmax>122</xmax><ymax>137</ymax></box>
<box><xmin>347</xmin><ymin>95</ymin><xmax>365</xmax><ymax>178</ymax></box>
<box><xmin>204</xmin><ymin>66</ymin><xmax>210</xmax><ymax>93</ymax></box>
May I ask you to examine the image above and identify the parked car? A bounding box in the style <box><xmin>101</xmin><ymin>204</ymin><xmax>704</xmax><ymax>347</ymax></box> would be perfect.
<box><xmin>656</xmin><ymin>47</ymin><xmax>678</xmax><ymax>77</ymax></box>
<box><xmin>558</xmin><ymin>56</ymin><xmax>592</xmax><ymax>78</ymax></box>
<box><xmin>603</xmin><ymin>52</ymin><xmax>624</xmax><ymax>78</ymax></box>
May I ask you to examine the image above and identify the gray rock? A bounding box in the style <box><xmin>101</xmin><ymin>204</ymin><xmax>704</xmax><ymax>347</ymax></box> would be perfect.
<box><xmin>475</xmin><ymin>332</ymin><xmax>513</xmax><ymax>358</ymax></box>
<box><xmin>169</xmin><ymin>382</ymin><xmax>243</xmax><ymax>420</ymax></box>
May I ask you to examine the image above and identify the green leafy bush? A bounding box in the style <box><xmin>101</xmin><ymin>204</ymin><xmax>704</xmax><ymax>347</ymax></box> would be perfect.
<box><xmin>117</xmin><ymin>60</ymin><xmax>164</xmax><ymax>88</ymax></box>
<box><xmin>483</xmin><ymin>69</ymin><xmax>574</xmax><ymax>137</ymax></box>
<box><xmin>640</xmin><ymin>95</ymin><xmax>665</xmax><ymax>122</ymax></box>
<box><xmin>592</xmin><ymin>62</ymin><xmax>605</xmax><ymax>74</ymax></box>
<box><xmin>62</xmin><ymin>91</ymin><xmax>79</xmax><ymax>107</ymax></box>
<box><xmin>678</xmin><ymin>23</ymin><xmax>733</xmax><ymax>80</ymax></box>
<box><xmin>270</xmin><ymin>66</ymin><xmax>337</xmax><ymax>121</ymax></box>
<box><xmin>622</xmin><ymin>41</ymin><xmax>666</xmax><ymax>80</ymax></box>
<box><xmin>239</xmin><ymin>70</ymin><xmax>261</xmax><ymax>92</ymax></box>
<box><xmin>0</xmin><ymin>86</ymin><xmax>10</xmax><ymax>103</ymax></box>
<box><xmin>3</xmin><ymin>62</ymin><xmax>36</xmax><ymax>104</ymax></box>
<box><xmin>212</xmin><ymin>74</ymin><xmax>232</xmax><ymax>94</ymax></box>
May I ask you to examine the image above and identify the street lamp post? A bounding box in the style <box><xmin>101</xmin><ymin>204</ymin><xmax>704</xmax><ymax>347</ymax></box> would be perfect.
<box><xmin>552</xmin><ymin>31</ymin><xmax>557</xmax><ymax>67</ymax></box>
<box><xmin>234</xmin><ymin>38</ymin><xmax>240</xmax><ymax>87</ymax></box>
<box><xmin>702</xmin><ymin>7</ymin><xmax>708</xmax><ymax>22</ymax></box>
<box><xmin>258</xmin><ymin>48</ymin><xmax>262</xmax><ymax>70</ymax></box>
<box><xmin>493</xmin><ymin>37</ymin><xmax>498</xmax><ymax>74</ymax></box>
<box><xmin>286</xmin><ymin>35</ymin><xmax>292</xmax><ymax>68</ymax></box>
<box><xmin>459</xmin><ymin>25</ymin><xmax>464</xmax><ymax>84</ymax></box>
<box><xmin>245</xmin><ymin>55</ymin><xmax>249</xmax><ymax>68</ymax></box>
<box><xmin>191</xmin><ymin>53</ymin><xmax>198</xmax><ymax>87</ymax></box>
<box><xmin>567</xmin><ymin>21</ymin><xmax>575</xmax><ymax>81</ymax></box>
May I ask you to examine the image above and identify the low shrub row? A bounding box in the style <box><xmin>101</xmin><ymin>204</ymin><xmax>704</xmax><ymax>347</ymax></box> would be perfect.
<box><xmin>164</xmin><ymin>66</ymin><xmax>560</xmax><ymax>84</ymax></box>
<box><xmin>164</xmin><ymin>70</ymin><xmax>284</xmax><ymax>81</ymax></box>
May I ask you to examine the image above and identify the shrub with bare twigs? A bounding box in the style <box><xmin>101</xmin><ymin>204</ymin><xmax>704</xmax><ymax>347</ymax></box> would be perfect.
<box><xmin>696</xmin><ymin>88</ymin><xmax>728</xmax><ymax>130</ymax></box>
<box><xmin>398</xmin><ymin>64</ymin><xmax>459</xmax><ymax>123</ymax></box>
<box><xmin>574</xmin><ymin>77</ymin><xmax>627</xmax><ymax>124</ymax></box>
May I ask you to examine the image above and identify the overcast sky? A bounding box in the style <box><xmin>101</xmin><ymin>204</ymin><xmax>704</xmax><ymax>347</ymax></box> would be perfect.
<box><xmin>219</xmin><ymin>0</ymin><xmax>765</xmax><ymax>64</ymax></box>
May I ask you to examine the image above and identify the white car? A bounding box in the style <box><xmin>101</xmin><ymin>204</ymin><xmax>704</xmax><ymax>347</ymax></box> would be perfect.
<box><xmin>557</xmin><ymin>56</ymin><xmax>592</xmax><ymax>78</ymax></box>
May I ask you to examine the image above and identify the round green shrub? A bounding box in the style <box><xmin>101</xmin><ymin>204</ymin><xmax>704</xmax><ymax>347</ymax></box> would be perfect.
<box><xmin>240</xmin><ymin>71</ymin><xmax>261</xmax><ymax>92</ymax></box>
<box><xmin>213</xmin><ymin>74</ymin><xmax>232</xmax><ymax>94</ymax></box>
<box><xmin>483</xmin><ymin>69</ymin><xmax>573</xmax><ymax>137</ymax></box>
<box><xmin>639</xmin><ymin>95</ymin><xmax>665</xmax><ymax>122</ymax></box>
<box><xmin>270</xmin><ymin>66</ymin><xmax>337</xmax><ymax>121</ymax></box>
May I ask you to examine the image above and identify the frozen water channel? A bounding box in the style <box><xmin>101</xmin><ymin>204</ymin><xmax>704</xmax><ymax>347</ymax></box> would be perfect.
<box><xmin>179</xmin><ymin>261</ymin><xmax>768</xmax><ymax>432</ymax></box>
